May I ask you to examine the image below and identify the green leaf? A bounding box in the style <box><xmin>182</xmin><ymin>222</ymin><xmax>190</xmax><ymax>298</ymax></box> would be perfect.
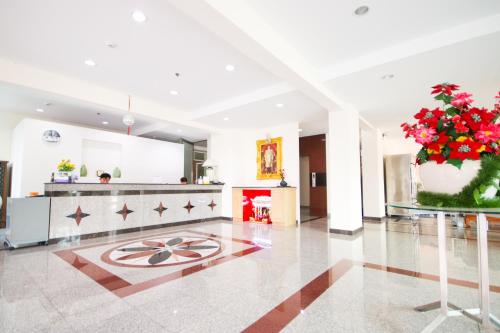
<box><xmin>447</xmin><ymin>128</ymin><xmax>458</xmax><ymax>139</ymax></box>
<box><xmin>417</xmin><ymin>148</ymin><xmax>429</xmax><ymax>162</ymax></box>
<box><xmin>442</xmin><ymin>95</ymin><xmax>452</xmax><ymax>105</ymax></box>
<box><xmin>473</xmin><ymin>189</ymin><xmax>482</xmax><ymax>205</ymax></box>
<box><xmin>446</xmin><ymin>158</ymin><xmax>463</xmax><ymax>169</ymax></box>
<box><xmin>437</xmin><ymin>119</ymin><xmax>443</xmax><ymax>132</ymax></box>
<box><xmin>434</xmin><ymin>93</ymin><xmax>445</xmax><ymax>101</ymax></box>
<box><xmin>445</xmin><ymin>107</ymin><xmax>458</xmax><ymax>116</ymax></box>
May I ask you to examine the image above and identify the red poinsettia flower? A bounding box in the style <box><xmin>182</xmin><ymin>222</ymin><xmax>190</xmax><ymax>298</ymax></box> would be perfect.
<box><xmin>431</xmin><ymin>83</ymin><xmax>460</xmax><ymax>95</ymax></box>
<box><xmin>431</xmin><ymin>132</ymin><xmax>449</xmax><ymax>145</ymax></box>
<box><xmin>462</xmin><ymin>107</ymin><xmax>496</xmax><ymax>131</ymax></box>
<box><xmin>475</xmin><ymin>123</ymin><xmax>500</xmax><ymax>143</ymax></box>
<box><xmin>414</xmin><ymin>107</ymin><xmax>444</xmax><ymax>127</ymax></box>
<box><xmin>451</xmin><ymin>92</ymin><xmax>473</xmax><ymax>108</ymax></box>
<box><xmin>448</xmin><ymin>137</ymin><xmax>482</xmax><ymax>161</ymax></box>
<box><xmin>414</xmin><ymin>127</ymin><xmax>437</xmax><ymax>145</ymax></box>
<box><xmin>454</xmin><ymin>121</ymin><xmax>469</xmax><ymax>134</ymax></box>
<box><xmin>428</xmin><ymin>154</ymin><xmax>447</xmax><ymax>164</ymax></box>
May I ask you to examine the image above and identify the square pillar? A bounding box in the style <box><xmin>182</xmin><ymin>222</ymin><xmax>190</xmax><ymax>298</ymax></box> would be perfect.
<box><xmin>326</xmin><ymin>110</ymin><xmax>363</xmax><ymax>234</ymax></box>
<box><xmin>360</xmin><ymin>129</ymin><xmax>386</xmax><ymax>219</ymax></box>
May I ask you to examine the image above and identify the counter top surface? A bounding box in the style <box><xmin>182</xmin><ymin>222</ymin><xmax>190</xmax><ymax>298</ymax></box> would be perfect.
<box><xmin>232</xmin><ymin>186</ymin><xmax>296</xmax><ymax>189</ymax></box>
<box><xmin>44</xmin><ymin>183</ymin><xmax>224</xmax><ymax>195</ymax></box>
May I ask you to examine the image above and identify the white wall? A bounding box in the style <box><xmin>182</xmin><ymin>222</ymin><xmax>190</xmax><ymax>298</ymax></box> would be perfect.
<box><xmin>11</xmin><ymin>118</ymin><xmax>184</xmax><ymax>197</ymax></box>
<box><xmin>361</xmin><ymin>129</ymin><xmax>385</xmax><ymax>218</ymax></box>
<box><xmin>383</xmin><ymin>134</ymin><xmax>420</xmax><ymax>156</ymax></box>
<box><xmin>0</xmin><ymin>112</ymin><xmax>23</xmax><ymax>161</ymax></box>
<box><xmin>208</xmin><ymin>122</ymin><xmax>300</xmax><ymax>220</ymax></box>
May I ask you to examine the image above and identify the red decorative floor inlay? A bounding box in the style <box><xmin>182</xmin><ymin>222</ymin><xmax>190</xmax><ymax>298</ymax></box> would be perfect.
<box><xmin>242</xmin><ymin>260</ymin><xmax>500</xmax><ymax>333</ymax></box>
<box><xmin>54</xmin><ymin>229</ymin><xmax>262</xmax><ymax>298</ymax></box>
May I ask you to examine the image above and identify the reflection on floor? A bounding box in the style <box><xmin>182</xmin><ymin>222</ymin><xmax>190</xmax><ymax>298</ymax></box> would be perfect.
<box><xmin>1</xmin><ymin>217</ymin><xmax>499</xmax><ymax>332</ymax></box>
<box><xmin>300</xmin><ymin>207</ymin><xmax>323</xmax><ymax>223</ymax></box>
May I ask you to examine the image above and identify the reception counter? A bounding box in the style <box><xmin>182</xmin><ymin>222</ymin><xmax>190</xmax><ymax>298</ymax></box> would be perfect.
<box><xmin>45</xmin><ymin>183</ymin><xmax>223</xmax><ymax>240</ymax></box>
<box><xmin>232</xmin><ymin>187</ymin><xmax>296</xmax><ymax>226</ymax></box>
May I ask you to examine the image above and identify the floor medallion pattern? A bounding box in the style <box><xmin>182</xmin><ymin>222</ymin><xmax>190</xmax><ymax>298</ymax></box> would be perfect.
<box><xmin>102</xmin><ymin>235</ymin><xmax>223</xmax><ymax>268</ymax></box>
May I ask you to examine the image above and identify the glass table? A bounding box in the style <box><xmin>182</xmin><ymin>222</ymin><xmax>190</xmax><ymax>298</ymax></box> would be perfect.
<box><xmin>389</xmin><ymin>202</ymin><xmax>500</xmax><ymax>332</ymax></box>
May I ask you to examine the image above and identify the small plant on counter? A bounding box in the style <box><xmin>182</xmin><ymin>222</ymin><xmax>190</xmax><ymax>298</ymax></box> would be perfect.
<box><xmin>57</xmin><ymin>159</ymin><xmax>76</xmax><ymax>172</ymax></box>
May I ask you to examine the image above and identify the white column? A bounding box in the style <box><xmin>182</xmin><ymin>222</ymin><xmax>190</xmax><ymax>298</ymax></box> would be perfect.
<box><xmin>326</xmin><ymin>110</ymin><xmax>363</xmax><ymax>234</ymax></box>
<box><xmin>360</xmin><ymin>129</ymin><xmax>386</xmax><ymax>219</ymax></box>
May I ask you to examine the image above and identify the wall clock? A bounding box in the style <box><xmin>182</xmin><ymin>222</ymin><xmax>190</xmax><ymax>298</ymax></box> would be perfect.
<box><xmin>42</xmin><ymin>130</ymin><xmax>61</xmax><ymax>143</ymax></box>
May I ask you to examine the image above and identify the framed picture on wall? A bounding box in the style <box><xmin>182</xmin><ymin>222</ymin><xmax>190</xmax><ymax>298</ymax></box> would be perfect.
<box><xmin>256</xmin><ymin>137</ymin><xmax>282</xmax><ymax>180</ymax></box>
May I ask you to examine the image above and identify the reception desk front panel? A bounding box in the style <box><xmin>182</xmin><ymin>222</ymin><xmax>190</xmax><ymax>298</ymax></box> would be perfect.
<box><xmin>45</xmin><ymin>184</ymin><xmax>222</xmax><ymax>240</ymax></box>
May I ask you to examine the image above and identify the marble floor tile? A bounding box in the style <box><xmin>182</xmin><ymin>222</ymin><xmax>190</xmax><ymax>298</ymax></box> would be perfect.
<box><xmin>1</xmin><ymin>217</ymin><xmax>500</xmax><ymax>332</ymax></box>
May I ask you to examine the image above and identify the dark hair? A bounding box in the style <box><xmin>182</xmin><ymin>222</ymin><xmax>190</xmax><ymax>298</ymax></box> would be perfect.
<box><xmin>180</xmin><ymin>177</ymin><xmax>188</xmax><ymax>183</ymax></box>
<box><xmin>100</xmin><ymin>173</ymin><xmax>111</xmax><ymax>179</ymax></box>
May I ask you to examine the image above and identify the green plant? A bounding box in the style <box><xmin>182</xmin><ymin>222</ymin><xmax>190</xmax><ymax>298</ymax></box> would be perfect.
<box><xmin>417</xmin><ymin>155</ymin><xmax>500</xmax><ymax>208</ymax></box>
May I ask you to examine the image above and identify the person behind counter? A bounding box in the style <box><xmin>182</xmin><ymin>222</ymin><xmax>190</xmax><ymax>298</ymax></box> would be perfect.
<box><xmin>180</xmin><ymin>177</ymin><xmax>188</xmax><ymax>184</ymax></box>
<box><xmin>99</xmin><ymin>173</ymin><xmax>111</xmax><ymax>184</ymax></box>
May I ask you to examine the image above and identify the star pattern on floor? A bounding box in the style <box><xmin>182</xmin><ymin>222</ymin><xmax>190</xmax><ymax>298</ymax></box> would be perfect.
<box><xmin>154</xmin><ymin>202</ymin><xmax>167</xmax><ymax>217</ymax></box>
<box><xmin>208</xmin><ymin>200</ymin><xmax>217</xmax><ymax>211</ymax></box>
<box><xmin>116</xmin><ymin>204</ymin><xmax>134</xmax><ymax>221</ymax></box>
<box><xmin>184</xmin><ymin>200</ymin><xmax>195</xmax><ymax>214</ymax></box>
<box><xmin>66</xmin><ymin>206</ymin><xmax>90</xmax><ymax>226</ymax></box>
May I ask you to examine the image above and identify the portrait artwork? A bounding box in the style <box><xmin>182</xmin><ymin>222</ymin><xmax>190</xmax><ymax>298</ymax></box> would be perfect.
<box><xmin>256</xmin><ymin>137</ymin><xmax>282</xmax><ymax>180</ymax></box>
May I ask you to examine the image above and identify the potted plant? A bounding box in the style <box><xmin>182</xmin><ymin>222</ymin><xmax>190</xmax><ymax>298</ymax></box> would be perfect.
<box><xmin>55</xmin><ymin>159</ymin><xmax>76</xmax><ymax>183</ymax></box>
<box><xmin>401</xmin><ymin>84</ymin><xmax>500</xmax><ymax>207</ymax></box>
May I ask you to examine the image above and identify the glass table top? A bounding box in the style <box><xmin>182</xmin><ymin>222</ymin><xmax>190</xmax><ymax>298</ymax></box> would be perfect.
<box><xmin>388</xmin><ymin>202</ymin><xmax>500</xmax><ymax>215</ymax></box>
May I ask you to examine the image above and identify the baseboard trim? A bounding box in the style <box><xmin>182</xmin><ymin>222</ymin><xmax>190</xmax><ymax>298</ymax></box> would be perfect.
<box><xmin>329</xmin><ymin>226</ymin><xmax>364</xmax><ymax>235</ymax></box>
<box><xmin>48</xmin><ymin>217</ymin><xmax>223</xmax><ymax>244</ymax></box>
<box><xmin>363</xmin><ymin>216</ymin><xmax>385</xmax><ymax>222</ymax></box>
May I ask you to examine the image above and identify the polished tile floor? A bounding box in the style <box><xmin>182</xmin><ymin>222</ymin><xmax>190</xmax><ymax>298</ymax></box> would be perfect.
<box><xmin>1</xmin><ymin>217</ymin><xmax>499</xmax><ymax>332</ymax></box>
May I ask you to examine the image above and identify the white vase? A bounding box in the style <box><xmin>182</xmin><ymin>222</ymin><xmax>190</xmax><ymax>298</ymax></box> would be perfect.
<box><xmin>418</xmin><ymin>160</ymin><xmax>481</xmax><ymax>195</ymax></box>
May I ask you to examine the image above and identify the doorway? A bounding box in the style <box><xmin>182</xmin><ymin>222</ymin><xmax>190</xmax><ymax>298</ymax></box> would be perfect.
<box><xmin>299</xmin><ymin>134</ymin><xmax>327</xmax><ymax>221</ymax></box>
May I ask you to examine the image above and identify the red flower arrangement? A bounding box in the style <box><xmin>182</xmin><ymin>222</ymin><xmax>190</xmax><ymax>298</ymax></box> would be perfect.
<box><xmin>401</xmin><ymin>83</ymin><xmax>500</xmax><ymax>169</ymax></box>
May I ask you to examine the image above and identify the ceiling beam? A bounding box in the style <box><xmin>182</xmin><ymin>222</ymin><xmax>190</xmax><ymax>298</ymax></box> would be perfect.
<box><xmin>0</xmin><ymin>58</ymin><xmax>222</xmax><ymax>134</ymax></box>
<box><xmin>190</xmin><ymin>82</ymin><xmax>294</xmax><ymax>120</ymax></box>
<box><xmin>187</xmin><ymin>13</ymin><xmax>500</xmax><ymax>123</ymax></box>
<box><xmin>133</xmin><ymin>123</ymin><xmax>170</xmax><ymax>136</ymax></box>
<box><xmin>169</xmin><ymin>0</ymin><xmax>355</xmax><ymax>114</ymax></box>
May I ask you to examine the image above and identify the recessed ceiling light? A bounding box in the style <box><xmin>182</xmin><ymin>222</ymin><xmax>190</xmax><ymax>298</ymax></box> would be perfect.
<box><xmin>36</xmin><ymin>108</ymin><xmax>44</xmax><ymax>113</ymax></box>
<box><xmin>223</xmin><ymin>117</ymin><xmax>230</xmax><ymax>121</ymax></box>
<box><xmin>354</xmin><ymin>5</ymin><xmax>369</xmax><ymax>16</ymax></box>
<box><xmin>84</xmin><ymin>59</ymin><xmax>96</xmax><ymax>67</ymax></box>
<box><xmin>132</xmin><ymin>10</ymin><xmax>147</xmax><ymax>23</ymax></box>
<box><xmin>276</xmin><ymin>103</ymin><xmax>284</xmax><ymax>108</ymax></box>
<box><xmin>170</xmin><ymin>90</ymin><xmax>179</xmax><ymax>96</ymax></box>
<box><xmin>381</xmin><ymin>74</ymin><xmax>395</xmax><ymax>80</ymax></box>
<box><xmin>225</xmin><ymin>64</ymin><xmax>235</xmax><ymax>72</ymax></box>
<box><xmin>102</xmin><ymin>121</ymin><xmax>109</xmax><ymax>125</ymax></box>
<box><xmin>104</xmin><ymin>41</ymin><xmax>118</xmax><ymax>48</ymax></box>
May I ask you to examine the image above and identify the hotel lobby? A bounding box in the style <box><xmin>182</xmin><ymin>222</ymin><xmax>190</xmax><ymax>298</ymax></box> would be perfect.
<box><xmin>1</xmin><ymin>1</ymin><xmax>500</xmax><ymax>332</ymax></box>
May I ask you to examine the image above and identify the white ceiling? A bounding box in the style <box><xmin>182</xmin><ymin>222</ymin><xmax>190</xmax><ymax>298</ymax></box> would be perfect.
<box><xmin>246</xmin><ymin>0</ymin><xmax>500</xmax><ymax>68</ymax></box>
<box><xmin>327</xmin><ymin>31</ymin><xmax>500</xmax><ymax>131</ymax></box>
<box><xmin>0</xmin><ymin>0</ymin><xmax>499</xmax><ymax>139</ymax></box>
<box><xmin>0</xmin><ymin>0</ymin><xmax>280</xmax><ymax>110</ymax></box>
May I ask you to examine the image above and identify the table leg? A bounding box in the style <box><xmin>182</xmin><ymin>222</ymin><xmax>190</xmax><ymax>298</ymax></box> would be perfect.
<box><xmin>477</xmin><ymin>213</ymin><xmax>491</xmax><ymax>327</ymax></box>
<box><xmin>437</xmin><ymin>211</ymin><xmax>448</xmax><ymax>315</ymax></box>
